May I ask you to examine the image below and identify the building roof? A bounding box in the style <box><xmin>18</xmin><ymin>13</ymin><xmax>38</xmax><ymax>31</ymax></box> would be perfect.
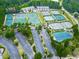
<box><xmin>41</xmin><ymin>12</ymin><xmax>50</xmax><ymax>16</ymax></box>
<box><xmin>36</xmin><ymin>6</ymin><xmax>49</xmax><ymax>9</ymax></box>
<box><xmin>44</xmin><ymin>16</ymin><xmax>55</xmax><ymax>21</ymax></box>
<box><xmin>61</xmin><ymin>22</ymin><xmax>72</xmax><ymax>28</ymax></box>
<box><xmin>51</xmin><ymin>10</ymin><xmax>60</xmax><ymax>14</ymax></box>
<box><xmin>48</xmin><ymin>22</ymin><xmax>72</xmax><ymax>30</ymax></box>
<box><xmin>21</xmin><ymin>6</ymin><xmax>35</xmax><ymax>12</ymax></box>
<box><xmin>36</xmin><ymin>6</ymin><xmax>50</xmax><ymax>12</ymax></box>
<box><xmin>52</xmin><ymin>0</ymin><xmax>59</xmax><ymax>2</ymax></box>
<box><xmin>49</xmin><ymin>23</ymin><xmax>63</xmax><ymax>30</ymax></box>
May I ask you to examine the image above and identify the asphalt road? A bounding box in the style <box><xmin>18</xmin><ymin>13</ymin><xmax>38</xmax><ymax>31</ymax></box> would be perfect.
<box><xmin>15</xmin><ymin>30</ymin><xmax>34</xmax><ymax>59</ymax></box>
<box><xmin>31</xmin><ymin>27</ymin><xmax>44</xmax><ymax>55</ymax></box>
<box><xmin>41</xmin><ymin>29</ymin><xmax>55</xmax><ymax>55</ymax></box>
<box><xmin>0</xmin><ymin>37</ymin><xmax>21</xmax><ymax>59</ymax></box>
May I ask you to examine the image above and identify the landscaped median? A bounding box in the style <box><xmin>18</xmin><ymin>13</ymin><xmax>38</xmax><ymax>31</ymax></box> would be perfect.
<box><xmin>62</xmin><ymin>7</ymin><xmax>78</xmax><ymax>25</ymax></box>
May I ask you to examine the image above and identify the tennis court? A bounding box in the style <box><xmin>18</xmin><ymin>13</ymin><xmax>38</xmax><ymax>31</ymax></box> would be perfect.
<box><xmin>27</xmin><ymin>13</ymin><xmax>40</xmax><ymax>25</ymax></box>
<box><xmin>52</xmin><ymin>14</ymin><xmax>65</xmax><ymax>21</ymax></box>
<box><xmin>5</xmin><ymin>14</ymin><xmax>13</xmax><ymax>26</ymax></box>
<box><xmin>14</xmin><ymin>14</ymin><xmax>26</xmax><ymax>24</ymax></box>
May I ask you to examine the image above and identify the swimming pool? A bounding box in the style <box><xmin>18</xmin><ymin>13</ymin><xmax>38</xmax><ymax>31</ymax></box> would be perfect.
<box><xmin>53</xmin><ymin>14</ymin><xmax>65</xmax><ymax>21</ymax></box>
<box><xmin>14</xmin><ymin>14</ymin><xmax>26</xmax><ymax>24</ymax></box>
<box><xmin>6</xmin><ymin>14</ymin><xmax>13</xmax><ymax>26</ymax></box>
<box><xmin>53</xmin><ymin>32</ymin><xmax>72</xmax><ymax>42</ymax></box>
<box><xmin>27</xmin><ymin>13</ymin><xmax>40</xmax><ymax>25</ymax></box>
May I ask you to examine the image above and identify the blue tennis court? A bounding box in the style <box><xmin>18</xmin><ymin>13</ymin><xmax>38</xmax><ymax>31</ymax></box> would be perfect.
<box><xmin>27</xmin><ymin>13</ymin><xmax>40</xmax><ymax>25</ymax></box>
<box><xmin>53</xmin><ymin>14</ymin><xmax>65</xmax><ymax>21</ymax></box>
<box><xmin>53</xmin><ymin>32</ymin><xmax>72</xmax><ymax>42</ymax></box>
<box><xmin>14</xmin><ymin>14</ymin><xmax>26</xmax><ymax>24</ymax></box>
<box><xmin>6</xmin><ymin>14</ymin><xmax>13</xmax><ymax>26</ymax></box>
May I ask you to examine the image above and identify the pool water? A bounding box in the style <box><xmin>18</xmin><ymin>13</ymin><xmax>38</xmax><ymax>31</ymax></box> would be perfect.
<box><xmin>53</xmin><ymin>14</ymin><xmax>65</xmax><ymax>21</ymax></box>
<box><xmin>6</xmin><ymin>14</ymin><xmax>13</xmax><ymax>26</ymax></box>
<box><xmin>53</xmin><ymin>32</ymin><xmax>72</xmax><ymax>42</ymax></box>
<box><xmin>14</xmin><ymin>14</ymin><xmax>26</xmax><ymax>24</ymax></box>
<box><xmin>27</xmin><ymin>13</ymin><xmax>40</xmax><ymax>24</ymax></box>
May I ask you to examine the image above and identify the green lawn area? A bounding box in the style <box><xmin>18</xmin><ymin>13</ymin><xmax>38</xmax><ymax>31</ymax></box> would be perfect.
<box><xmin>3</xmin><ymin>49</ymin><xmax>9</xmax><ymax>59</ymax></box>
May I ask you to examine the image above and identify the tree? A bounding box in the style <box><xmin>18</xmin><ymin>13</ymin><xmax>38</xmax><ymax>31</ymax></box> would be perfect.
<box><xmin>11</xmin><ymin>23</ymin><xmax>17</xmax><ymax>28</ymax></box>
<box><xmin>36</xmin><ymin>25</ymin><xmax>42</xmax><ymax>31</ymax></box>
<box><xmin>73</xmin><ymin>12</ymin><xmax>79</xmax><ymax>18</ymax></box>
<box><xmin>33</xmin><ymin>46</ymin><xmax>36</xmax><ymax>53</ymax></box>
<box><xmin>34</xmin><ymin>52</ymin><xmax>42</xmax><ymax>59</ymax></box>
<box><xmin>47</xmin><ymin>52</ymin><xmax>53</xmax><ymax>58</ymax></box>
<box><xmin>0</xmin><ymin>29</ymin><xmax>3</xmax><ymax>35</ymax></box>
<box><xmin>17</xmin><ymin>23</ymin><xmax>32</xmax><ymax>38</ymax></box>
<box><xmin>64</xmin><ymin>40</ymin><xmax>70</xmax><ymax>47</ymax></box>
<box><xmin>72</xmin><ymin>24</ymin><xmax>79</xmax><ymax>36</ymax></box>
<box><xmin>61</xmin><ymin>47</ymin><xmax>71</xmax><ymax>57</ymax></box>
<box><xmin>56</xmin><ymin>43</ymin><xmax>63</xmax><ymax>59</ymax></box>
<box><xmin>73</xmin><ymin>48</ymin><xmax>79</xmax><ymax>57</ymax></box>
<box><xmin>51</xmin><ymin>39</ymin><xmax>57</xmax><ymax>48</ymax></box>
<box><xmin>63</xmin><ymin>0</ymin><xmax>79</xmax><ymax>13</ymax></box>
<box><xmin>5</xmin><ymin>28</ymin><xmax>15</xmax><ymax>39</ymax></box>
<box><xmin>56</xmin><ymin>43</ymin><xmax>71</xmax><ymax>59</ymax></box>
<box><xmin>22</xmin><ymin>53</ymin><xmax>28</xmax><ymax>59</ymax></box>
<box><xmin>14</xmin><ymin>39</ymin><xmax>18</xmax><ymax>46</ymax></box>
<box><xmin>0</xmin><ymin>8</ymin><xmax>5</xmax><ymax>28</ymax></box>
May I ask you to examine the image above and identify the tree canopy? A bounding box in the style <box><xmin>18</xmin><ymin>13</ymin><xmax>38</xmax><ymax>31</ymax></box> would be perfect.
<box><xmin>34</xmin><ymin>52</ymin><xmax>42</xmax><ymax>59</ymax></box>
<box><xmin>63</xmin><ymin>0</ymin><xmax>79</xmax><ymax>13</ymax></box>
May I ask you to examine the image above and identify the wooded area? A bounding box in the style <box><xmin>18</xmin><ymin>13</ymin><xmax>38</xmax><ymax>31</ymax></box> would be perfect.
<box><xmin>63</xmin><ymin>0</ymin><xmax>79</xmax><ymax>13</ymax></box>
